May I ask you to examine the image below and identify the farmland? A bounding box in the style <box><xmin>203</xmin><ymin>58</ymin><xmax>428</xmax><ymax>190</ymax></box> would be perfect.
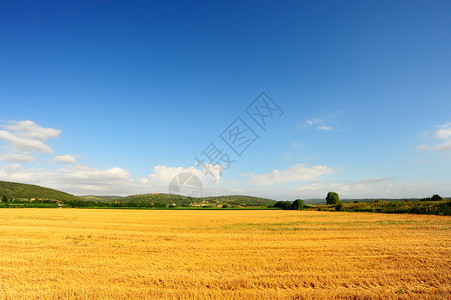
<box><xmin>0</xmin><ymin>209</ymin><xmax>449</xmax><ymax>299</ymax></box>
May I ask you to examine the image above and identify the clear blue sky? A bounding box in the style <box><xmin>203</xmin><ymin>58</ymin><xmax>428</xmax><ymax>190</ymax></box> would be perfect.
<box><xmin>1</xmin><ymin>0</ymin><xmax>450</xmax><ymax>200</ymax></box>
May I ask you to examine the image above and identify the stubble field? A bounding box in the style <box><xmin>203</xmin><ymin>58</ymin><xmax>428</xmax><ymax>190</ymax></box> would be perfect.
<box><xmin>0</xmin><ymin>209</ymin><xmax>449</xmax><ymax>299</ymax></box>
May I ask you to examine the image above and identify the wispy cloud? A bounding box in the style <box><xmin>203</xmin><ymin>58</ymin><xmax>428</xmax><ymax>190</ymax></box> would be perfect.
<box><xmin>5</xmin><ymin>120</ymin><xmax>60</xmax><ymax>141</ymax></box>
<box><xmin>435</xmin><ymin>123</ymin><xmax>451</xmax><ymax>140</ymax></box>
<box><xmin>306</xmin><ymin>118</ymin><xmax>322</xmax><ymax>125</ymax></box>
<box><xmin>295</xmin><ymin>178</ymin><xmax>448</xmax><ymax>200</ymax></box>
<box><xmin>0</xmin><ymin>153</ymin><xmax>34</xmax><ymax>163</ymax></box>
<box><xmin>356</xmin><ymin>177</ymin><xmax>392</xmax><ymax>184</ymax></box>
<box><xmin>432</xmin><ymin>141</ymin><xmax>451</xmax><ymax>151</ymax></box>
<box><xmin>419</xmin><ymin>122</ymin><xmax>451</xmax><ymax>152</ymax></box>
<box><xmin>304</xmin><ymin>113</ymin><xmax>338</xmax><ymax>131</ymax></box>
<box><xmin>53</xmin><ymin>154</ymin><xmax>77</xmax><ymax>164</ymax></box>
<box><xmin>0</xmin><ymin>120</ymin><xmax>60</xmax><ymax>153</ymax></box>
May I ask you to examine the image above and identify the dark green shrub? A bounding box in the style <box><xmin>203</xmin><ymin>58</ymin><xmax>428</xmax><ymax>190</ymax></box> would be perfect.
<box><xmin>431</xmin><ymin>194</ymin><xmax>443</xmax><ymax>201</ymax></box>
<box><xmin>274</xmin><ymin>201</ymin><xmax>293</xmax><ymax>210</ymax></box>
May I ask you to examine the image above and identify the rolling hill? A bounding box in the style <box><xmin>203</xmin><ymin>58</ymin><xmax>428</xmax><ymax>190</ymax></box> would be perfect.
<box><xmin>0</xmin><ymin>180</ymin><xmax>277</xmax><ymax>207</ymax></box>
<box><xmin>0</xmin><ymin>180</ymin><xmax>82</xmax><ymax>202</ymax></box>
<box><xmin>122</xmin><ymin>194</ymin><xmax>277</xmax><ymax>207</ymax></box>
<box><xmin>80</xmin><ymin>195</ymin><xmax>124</xmax><ymax>202</ymax></box>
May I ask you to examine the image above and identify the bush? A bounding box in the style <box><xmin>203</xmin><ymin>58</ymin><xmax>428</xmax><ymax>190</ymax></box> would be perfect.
<box><xmin>335</xmin><ymin>202</ymin><xmax>343</xmax><ymax>211</ymax></box>
<box><xmin>274</xmin><ymin>201</ymin><xmax>294</xmax><ymax>210</ymax></box>
<box><xmin>431</xmin><ymin>194</ymin><xmax>443</xmax><ymax>201</ymax></box>
<box><xmin>421</xmin><ymin>194</ymin><xmax>443</xmax><ymax>202</ymax></box>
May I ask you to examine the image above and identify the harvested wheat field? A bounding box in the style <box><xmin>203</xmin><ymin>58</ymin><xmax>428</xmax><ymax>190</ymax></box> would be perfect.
<box><xmin>0</xmin><ymin>209</ymin><xmax>449</xmax><ymax>299</ymax></box>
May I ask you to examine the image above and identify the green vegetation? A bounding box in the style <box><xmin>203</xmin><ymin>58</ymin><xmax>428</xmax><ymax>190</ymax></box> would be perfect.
<box><xmin>120</xmin><ymin>194</ymin><xmax>276</xmax><ymax>208</ymax></box>
<box><xmin>0</xmin><ymin>181</ymin><xmax>276</xmax><ymax>208</ymax></box>
<box><xmin>273</xmin><ymin>199</ymin><xmax>304</xmax><ymax>210</ymax></box>
<box><xmin>79</xmin><ymin>195</ymin><xmax>124</xmax><ymax>202</ymax></box>
<box><xmin>420</xmin><ymin>194</ymin><xmax>443</xmax><ymax>201</ymax></box>
<box><xmin>0</xmin><ymin>180</ymin><xmax>82</xmax><ymax>202</ymax></box>
<box><xmin>326</xmin><ymin>192</ymin><xmax>340</xmax><ymax>205</ymax></box>
<box><xmin>292</xmin><ymin>199</ymin><xmax>304</xmax><ymax>210</ymax></box>
<box><xmin>310</xmin><ymin>199</ymin><xmax>451</xmax><ymax>215</ymax></box>
<box><xmin>1</xmin><ymin>180</ymin><xmax>449</xmax><ymax>215</ymax></box>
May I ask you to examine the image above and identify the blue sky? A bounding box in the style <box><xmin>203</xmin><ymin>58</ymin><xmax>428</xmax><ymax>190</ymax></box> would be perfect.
<box><xmin>1</xmin><ymin>0</ymin><xmax>450</xmax><ymax>200</ymax></box>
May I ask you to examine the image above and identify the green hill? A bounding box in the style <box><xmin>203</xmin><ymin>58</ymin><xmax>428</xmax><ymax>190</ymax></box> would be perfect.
<box><xmin>0</xmin><ymin>180</ymin><xmax>276</xmax><ymax>207</ymax></box>
<box><xmin>121</xmin><ymin>193</ymin><xmax>277</xmax><ymax>207</ymax></box>
<box><xmin>80</xmin><ymin>195</ymin><xmax>124</xmax><ymax>202</ymax></box>
<box><xmin>0</xmin><ymin>180</ymin><xmax>82</xmax><ymax>202</ymax></box>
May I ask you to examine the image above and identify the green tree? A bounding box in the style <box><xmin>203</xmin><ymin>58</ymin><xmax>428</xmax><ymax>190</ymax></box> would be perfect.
<box><xmin>1</xmin><ymin>195</ymin><xmax>8</xmax><ymax>203</ymax></box>
<box><xmin>291</xmin><ymin>199</ymin><xmax>304</xmax><ymax>210</ymax></box>
<box><xmin>431</xmin><ymin>194</ymin><xmax>443</xmax><ymax>201</ymax></box>
<box><xmin>326</xmin><ymin>192</ymin><xmax>339</xmax><ymax>205</ymax></box>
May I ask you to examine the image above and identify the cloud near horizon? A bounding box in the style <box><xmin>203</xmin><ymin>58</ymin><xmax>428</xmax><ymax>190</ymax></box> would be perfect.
<box><xmin>0</xmin><ymin>163</ymin><xmax>142</xmax><ymax>195</ymax></box>
<box><xmin>0</xmin><ymin>153</ymin><xmax>34</xmax><ymax>163</ymax></box>
<box><xmin>242</xmin><ymin>164</ymin><xmax>337</xmax><ymax>185</ymax></box>
<box><xmin>149</xmin><ymin>164</ymin><xmax>223</xmax><ymax>184</ymax></box>
<box><xmin>293</xmin><ymin>177</ymin><xmax>447</xmax><ymax>199</ymax></box>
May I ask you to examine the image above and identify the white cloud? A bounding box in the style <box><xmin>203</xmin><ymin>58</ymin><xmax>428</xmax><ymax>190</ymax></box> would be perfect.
<box><xmin>292</xmin><ymin>177</ymin><xmax>448</xmax><ymax>200</ymax></box>
<box><xmin>0</xmin><ymin>120</ymin><xmax>60</xmax><ymax>153</ymax></box>
<box><xmin>0</xmin><ymin>153</ymin><xmax>34</xmax><ymax>163</ymax></box>
<box><xmin>0</xmin><ymin>164</ymin><xmax>50</xmax><ymax>183</ymax></box>
<box><xmin>61</xmin><ymin>165</ymin><xmax>130</xmax><ymax>181</ymax></box>
<box><xmin>317</xmin><ymin>126</ymin><xmax>332</xmax><ymax>131</ymax></box>
<box><xmin>149</xmin><ymin>164</ymin><xmax>223</xmax><ymax>184</ymax></box>
<box><xmin>0</xmin><ymin>163</ymin><xmax>141</xmax><ymax>195</ymax></box>
<box><xmin>149</xmin><ymin>165</ymin><xmax>205</xmax><ymax>184</ymax></box>
<box><xmin>242</xmin><ymin>164</ymin><xmax>337</xmax><ymax>185</ymax></box>
<box><xmin>435</xmin><ymin>123</ymin><xmax>451</xmax><ymax>140</ymax></box>
<box><xmin>356</xmin><ymin>177</ymin><xmax>392</xmax><ymax>184</ymax></box>
<box><xmin>228</xmin><ymin>180</ymin><xmax>240</xmax><ymax>185</ymax></box>
<box><xmin>0</xmin><ymin>130</ymin><xmax>54</xmax><ymax>153</ymax></box>
<box><xmin>432</xmin><ymin>140</ymin><xmax>451</xmax><ymax>151</ymax></box>
<box><xmin>5</xmin><ymin>120</ymin><xmax>61</xmax><ymax>141</ymax></box>
<box><xmin>419</xmin><ymin>123</ymin><xmax>451</xmax><ymax>152</ymax></box>
<box><xmin>306</xmin><ymin>118</ymin><xmax>322</xmax><ymax>125</ymax></box>
<box><xmin>53</xmin><ymin>154</ymin><xmax>77</xmax><ymax>164</ymax></box>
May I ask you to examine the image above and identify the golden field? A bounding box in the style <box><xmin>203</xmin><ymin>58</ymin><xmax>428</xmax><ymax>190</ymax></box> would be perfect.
<box><xmin>0</xmin><ymin>209</ymin><xmax>449</xmax><ymax>299</ymax></box>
